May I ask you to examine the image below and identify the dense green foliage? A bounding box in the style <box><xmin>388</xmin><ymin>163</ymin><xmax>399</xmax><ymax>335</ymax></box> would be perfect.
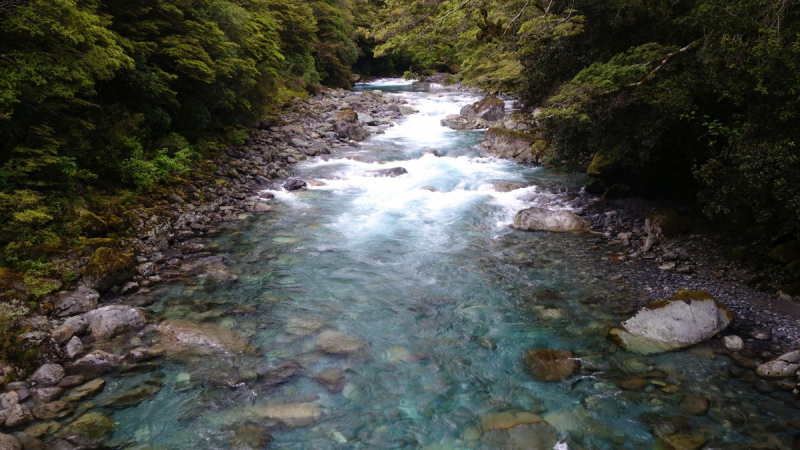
<box><xmin>376</xmin><ymin>0</ymin><xmax>800</xmax><ymax>237</ymax></box>
<box><xmin>0</xmin><ymin>0</ymin><xmax>383</xmax><ymax>266</ymax></box>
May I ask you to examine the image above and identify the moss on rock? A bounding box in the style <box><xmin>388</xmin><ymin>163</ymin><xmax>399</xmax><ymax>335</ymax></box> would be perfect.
<box><xmin>337</xmin><ymin>109</ymin><xmax>358</xmax><ymax>122</ymax></box>
<box><xmin>769</xmin><ymin>241</ymin><xmax>800</xmax><ymax>264</ymax></box>
<box><xmin>587</xmin><ymin>145</ymin><xmax>625</xmax><ymax>178</ymax></box>
<box><xmin>83</xmin><ymin>247</ymin><xmax>135</xmax><ymax>292</ymax></box>
<box><xmin>77</xmin><ymin>212</ymin><xmax>108</xmax><ymax>237</ymax></box>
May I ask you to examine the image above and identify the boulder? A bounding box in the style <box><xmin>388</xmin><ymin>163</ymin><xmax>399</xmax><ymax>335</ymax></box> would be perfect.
<box><xmin>156</xmin><ymin>319</ymin><xmax>252</xmax><ymax>355</ymax></box>
<box><xmin>230</xmin><ymin>423</ymin><xmax>272</xmax><ymax>450</ymax></box>
<box><xmin>524</xmin><ymin>349</ymin><xmax>581</xmax><ymax>382</ymax></box>
<box><xmin>757</xmin><ymin>351</ymin><xmax>800</xmax><ymax>378</ymax></box>
<box><xmin>61</xmin><ymin>379</ymin><xmax>105</xmax><ymax>402</ymax></box>
<box><xmin>770</xmin><ymin>241</ymin><xmax>800</xmax><ymax>264</ymax></box>
<box><xmin>83</xmin><ymin>247</ymin><xmax>135</xmax><ymax>292</ymax></box>
<box><xmin>316</xmin><ymin>330</ymin><xmax>366</xmax><ymax>355</ymax></box>
<box><xmin>368</xmin><ymin>167</ymin><xmax>408</xmax><ymax>177</ymax></box>
<box><xmin>460</xmin><ymin>97</ymin><xmax>506</xmax><ymax>122</ymax></box>
<box><xmin>65</xmin><ymin>336</ymin><xmax>84</xmax><ymax>359</ymax></box>
<box><xmin>3</xmin><ymin>404</ymin><xmax>33</xmax><ymax>427</ymax></box>
<box><xmin>30</xmin><ymin>364</ymin><xmax>64</xmax><ymax>386</ymax></box>
<box><xmin>59</xmin><ymin>412</ymin><xmax>116</xmax><ymax>441</ymax></box>
<box><xmin>0</xmin><ymin>433</ymin><xmax>22</xmax><ymax>450</ymax></box>
<box><xmin>83</xmin><ymin>305</ymin><xmax>146</xmax><ymax>340</ymax></box>
<box><xmin>609</xmin><ymin>290</ymin><xmax>733</xmax><ymax>355</ymax></box>
<box><xmin>283</xmin><ymin>178</ymin><xmax>307</xmax><ymax>191</ymax></box>
<box><xmin>480</xmin><ymin>127</ymin><xmax>545</xmax><ymax>163</ymax></box>
<box><xmin>31</xmin><ymin>387</ymin><xmax>63</xmax><ymax>403</ymax></box>
<box><xmin>440</xmin><ymin>114</ymin><xmax>489</xmax><ymax>130</ymax></box>
<box><xmin>50</xmin><ymin>323</ymin><xmax>74</xmax><ymax>344</ymax></box>
<box><xmin>333</xmin><ymin>110</ymin><xmax>368</xmax><ymax>141</ymax></box>
<box><xmin>254</xmin><ymin>403</ymin><xmax>322</xmax><ymax>427</ymax></box>
<box><xmin>65</xmin><ymin>350</ymin><xmax>120</xmax><ymax>377</ymax></box>
<box><xmin>491</xmin><ymin>182</ymin><xmax>526</xmax><ymax>193</ymax></box>
<box><xmin>31</xmin><ymin>401</ymin><xmax>72</xmax><ymax>420</ymax></box>
<box><xmin>77</xmin><ymin>212</ymin><xmax>108</xmax><ymax>238</ymax></box>
<box><xmin>512</xmin><ymin>208</ymin><xmax>589</xmax><ymax>232</ymax></box>
<box><xmin>54</xmin><ymin>286</ymin><xmax>99</xmax><ymax>317</ymax></box>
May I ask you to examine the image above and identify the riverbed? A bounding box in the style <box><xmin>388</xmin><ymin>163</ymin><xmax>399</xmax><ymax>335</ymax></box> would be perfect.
<box><xmin>102</xmin><ymin>79</ymin><xmax>799</xmax><ymax>449</ymax></box>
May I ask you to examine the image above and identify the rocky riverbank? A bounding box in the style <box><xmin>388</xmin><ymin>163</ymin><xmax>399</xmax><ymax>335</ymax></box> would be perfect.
<box><xmin>0</xmin><ymin>86</ymin><xmax>415</xmax><ymax>449</ymax></box>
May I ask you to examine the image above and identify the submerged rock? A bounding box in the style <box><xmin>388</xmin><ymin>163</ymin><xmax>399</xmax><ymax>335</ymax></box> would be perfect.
<box><xmin>524</xmin><ymin>349</ymin><xmax>581</xmax><ymax>382</ymax></box>
<box><xmin>101</xmin><ymin>385</ymin><xmax>160</xmax><ymax>409</ymax></box>
<box><xmin>490</xmin><ymin>182</ymin><xmax>526</xmax><ymax>192</ymax></box>
<box><xmin>368</xmin><ymin>167</ymin><xmax>408</xmax><ymax>177</ymax></box>
<box><xmin>157</xmin><ymin>319</ymin><xmax>252</xmax><ymax>355</ymax></box>
<box><xmin>313</xmin><ymin>368</ymin><xmax>345</xmax><ymax>393</ymax></box>
<box><xmin>512</xmin><ymin>208</ymin><xmax>589</xmax><ymax>232</ymax></box>
<box><xmin>316</xmin><ymin>330</ymin><xmax>366</xmax><ymax>355</ymax></box>
<box><xmin>230</xmin><ymin>423</ymin><xmax>273</xmax><ymax>450</ymax></box>
<box><xmin>609</xmin><ymin>290</ymin><xmax>733</xmax><ymax>355</ymax></box>
<box><xmin>480</xmin><ymin>422</ymin><xmax>559</xmax><ymax>450</ymax></box>
<box><xmin>31</xmin><ymin>401</ymin><xmax>72</xmax><ymax>420</ymax></box>
<box><xmin>254</xmin><ymin>403</ymin><xmax>322</xmax><ymax>427</ymax></box>
<box><xmin>480</xmin><ymin>411</ymin><xmax>543</xmax><ymax>432</ymax></box>
<box><xmin>59</xmin><ymin>412</ymin><xmax>117</xmax><ymax>441</ymax></box>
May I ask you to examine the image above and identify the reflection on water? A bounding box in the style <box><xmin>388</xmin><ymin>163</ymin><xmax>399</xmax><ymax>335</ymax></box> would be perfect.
<box><xmin>105</xmin><ymin>79</ymin><xmax>798</xmax><ymax>450</ymax></box>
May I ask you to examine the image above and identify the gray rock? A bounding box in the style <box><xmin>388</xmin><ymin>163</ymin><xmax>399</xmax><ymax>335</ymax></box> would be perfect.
<box><xmin>316</xmin><ymin>330</ymin><xmax>366</xmax><ymax>355</ymax></box>
<box><xmin>54</xmin><ymin>286</ymin><xmax>99</xmax><ymax>317</ymax></box>
<box><xmin>32</xmin><ymin>387</ymin><xmax>63</xmax><ymax>403</ymax></box>
<box><xmin>284</xmin><ymin>179</ymin><xmax>307</xmax><ymax>191</ymax></box>
<box><xmin>722</xmin><ymin>335</ymin><xmax>745</xmax><ymax>352</ymax></box>
<box><xmin>50</xmin><ymin>323</ymin><xmax>74</xmax><ymax>344</ymax></box>
<box><xmin>368</xmin><ymin>167</ymin><xmax>408</xmax><ymax>177</ymax></box>
<box><xmin>65</xmin><ymin>350</ymin><xmax>120</xmax><ymax>377</ymax></box>
<box><xmin>63</xmin><ymin>316</ymin><xmax>88</xmax><ymax>335</ymax></box>
<box><xmin>3</xmin><ymin>404</ymin><xmax>33</xmax><ymax>427</ymax></box>
<box><xmin>0</xmin><ymin>391</ymin><xmax>18</xmax><ymax>409</ymax></box>
<box><xmin>136</xmin><ymin>262</ymin><xmax>155</xmax><ymax>277</ymax></box>
<box><xmin>756</xmin><ymin>359</ymin><xmax>800</xmax><ymax>378</ymax></box>
<box><xmin>398</xmin><ymin>105</ymin><xmax>416</xmax><ymax>115</ymax></box>
<box><xmin>460</xmin><ymin>97</ymin><xmax>506</xmax><ymax>122</ymax></box>
<box><xmin>83</xmin><ymin>305</ymin><xmax>146</xmax><ymax>340</ymax></box>
<box><xmin>30</xmin><ymin>364</ymin><xmax>64</xmax><ymax>387</ymax></box>
<box><xmin>64</xmin><ymin>336</ymin><xmax>84</xmax><ymax>359</ymax></box>
<box><xmin>0</xmin><ymin>432</ymin><xmax>22</xmax><ymax>450</ymax></box>
<box><xmin>512</xmin><ymin>208</ymin><xmax>589</xmax><ymax>232</ymax></box>
<box><xmin>440</xmin><ymin>114</ymin><xmax>489</xmax><ymax>130</ymax></box>
<box><xmin>609</xmin><ymin>291</ymin><xmax>733</xmax><ymax>355</ymax></box>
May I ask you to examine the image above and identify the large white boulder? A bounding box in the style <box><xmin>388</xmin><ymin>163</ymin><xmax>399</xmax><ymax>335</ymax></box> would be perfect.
<box><xmin>609</xmin><ymin>291</ymin><xmax>733</xmax><ymax>354</ymax></box>
<box><xmin>512</xmin><ymin>208</ymin><xmax>589</xmax><ymax>232</ymax></box>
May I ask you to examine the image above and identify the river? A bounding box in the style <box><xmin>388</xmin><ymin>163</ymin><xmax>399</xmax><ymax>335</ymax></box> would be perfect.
<box><xmin>103</xmin><ymin>79</ymin><xmax>797</xmax><ymax>449</ymax></box>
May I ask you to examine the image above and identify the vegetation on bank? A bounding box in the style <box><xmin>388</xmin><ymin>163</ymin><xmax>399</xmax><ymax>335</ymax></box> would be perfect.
<box><xmin>376</xmin><ymin>0</ymin><xmax>800</xmax><ymax>240</ymax></box>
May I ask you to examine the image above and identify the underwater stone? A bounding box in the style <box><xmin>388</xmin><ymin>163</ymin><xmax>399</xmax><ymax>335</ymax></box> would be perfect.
<box><xmin>524</xmin><ymin>349</ymin><xmax>580</xmax><ymax>382</ymax></box>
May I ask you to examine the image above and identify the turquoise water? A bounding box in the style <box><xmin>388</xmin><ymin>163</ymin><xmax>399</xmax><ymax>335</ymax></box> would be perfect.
<box><xmin>101</xmin><ymin>80</ymin><xmax>798</xmax><ymax>449</ymax></box>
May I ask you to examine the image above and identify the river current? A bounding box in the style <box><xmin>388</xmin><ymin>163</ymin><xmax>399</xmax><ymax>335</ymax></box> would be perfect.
<box><xmin>104</xmin><ymin>80</ymin><xmax>798</xmax><ymax>449</ymax></box>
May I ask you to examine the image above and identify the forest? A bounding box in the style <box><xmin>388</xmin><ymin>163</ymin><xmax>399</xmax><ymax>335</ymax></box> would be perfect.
<box><xmin>2</xmin><ymin>0</ymin><xmax>800</xmax><ymax>272</ymax></box>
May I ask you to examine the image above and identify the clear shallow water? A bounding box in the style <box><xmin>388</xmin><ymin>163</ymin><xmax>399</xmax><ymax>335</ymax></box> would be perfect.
<box><xmin>104</xmin><ymin>80</ymin><xmax>798</xmax><ymax>449</ymax></box>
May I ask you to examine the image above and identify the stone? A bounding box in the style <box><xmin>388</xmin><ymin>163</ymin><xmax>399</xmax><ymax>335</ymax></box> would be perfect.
<box><xmin>524</xmin><ymin>349</ymin><xmax>581</xmax><ymax>382</ymax></box>
<box><xmin>230</xmin><ymin>423</ymin><xmax>272</xmax><ymax>450</ymax></box>
<box><xmin>57</xmin><ymin>375</ymin><xmax>85</xmax><ymax>388</ymax></box>
<box><xmin>253</xmin><ymin>202</ymin><xmax>273</xmax><ymax>212</ymax></box>
<box><xmin>730</xmin><ymin>353</ymin><xmax>757</xmax><ymax>368</ymax></box>
<box><xmin>460</xmin><ymin>97</ymin><xmax>505</xmax><ymax>122</ymax></box>
<box><xmin>512</xmin><ymin>208</ymin><xmax>589</xmax><ymax>232</ymax></box>
<box><xmin>722</xmin><ymin>335</ymin><xmax>744</xmax><ymax>352</ymax></box>
<box><xmin>481</xmin><ymin>127</ymin><xmax>544</xmax><ymax>163</ymax></box>
<box><xmin>491</xmin><ymin>182</ymin><xmax>526</xmax><ymax>192</ymax></box>
<box><xmin>440</xmin><ymin>114</ymin><xmax>489</xmax><ymax>130</ymax></box>
<box><xmin>756</xmin><ymin>359</ymin><xmax>800</xmax><ymax>378</ymax></box>
<box><xmin>254</xmin><ymin>403</ymin><xmax>322</xmax><ymax>427</ymax></box>
<box><xmin>65</xmin><ymin>350</ymin><xmax>120</xmax><ymax>377</ymax></box>
<box><xmin>480</xmin><ymin>411</ymin><xmax>543</xmax><ymax>431</ymax></box>
<box><xmin>64</xmin><ymin>316</ymin><xmax>88</xmax><ymax>335</ymax></box>
<box><xmin>77</xmin><ymin>211</ymin><xmax>108</xmax><ymax>237</ymax></box>
<box><xmin>769</xmin><ymin>241</ymin><xmax>800</xmax><ymax>264</ymax></box>
<box><xmin>62</xmin><ymin>379</ymin><xmax>105</xmax><ymax>402</ymax></box>
<box><xmin>0</xmin><ymin>391</ymin><xmax>18</xmax><ymax>409</ymax></box>
<box><xmin>23</xmin><ymin>421</ymin><xmax>60</xmax><ymax>438</ymax></box>
<box><xmin>368</xmin><ymin>167</ymin><xmax>408</xmax><ymax>177</ymax></box>
<box><xmin>313</xmin><ymin>368</ymin><xmax>345</xmax><ymax>393</ymax></box>
<box><xmin>0</xmin><ymin>433</ymin><xmax>22</xmax><ymax>450</ymax></box>
<box><xmin>31</xmin><ymin>401</ymin><xmax>72</xmax><ymax>420</ymax></box>
<box><xmin>481</xmin><ymin>422</ymin><xmax>559</xmax><ymax>450</ymax></box>
<box><xmin>100</xmin><ymin>385</ymin><xmax>160</xmax><ymax>409</ymax></box>
<box><xmin>4</xmin><ymin>404</ymin><xmax>33</xmax><ymax>427</ymax></box>
<box><xmin>285</xmin><ymin>317</ymin><xmax>324</xmax><ymax>336</ymax></box>
<box><xmin>65</xmin><ymin>336</ymin><xmax>84</xmax><ymax>359</ymax></box>
<box><xmin>0</xmin><ymin>364</ymin><xmax>14</xmax><ymax>388</ymax></box>
<box><xmin>59</xmin><ymin>412</ymin><xmax>116</xmax><ymax>441</ymax></box>
<box><xmin>283</xmin><ymin>178</ymin><xmax>307</xmax><ymax>191</ymax></box>
<box><xmin>608</xmin><ymin>290</ymin><xmax>733</xmax><ymax>355</ymax></box>
<box><xmin>83</xmin><ymin>247</ymin><xmax>135</xmax><ymax>292</ymax></box>
<box><xmin>333</xmin><ymin>110</ymin><xmax>368</xmax><ymax>141</ymax></box>
<box><xmin>54</xmin><ymin>286</ymin><xmax>100</xmax><ymax>317</ymax></box>
<box><xmin>157</xmin><ymin>319</ymin><xmax>252</xmax><ymax>355</ymax></box>
<box><xmin>618</xmin><ymin>378</ymin><xmax>648</xmax><ymax>391</ymax></box>
<box><xmin>123</xmin><ymin>345</ymin><xmax>166</xmax><ymax>363</ymax></box>
<box><xmin>32</xmin><ymin>386</ymin><xmax>63</xmax><ymax>403</ymax></box>
<box><xmin>680</xmin><ymin>395</ymin><xmax>709</xmax><ymax>416</ymax></box>
<box><xmin>752</xmin><ymin>328</ymin><xmax>772</xmax><ymax>340</ymax></box>
<box><xmin>316</xmin><ymin>330</ymin><xmax>366</xmax><ymax>355</ymax></box>
<box><xmin>83</xmin><ymin>305</ymin><xmax>146</xmax><ymax>340</ymax></box>
<box><xmin>30</xmin><ymin>364</ymin><xmax>65</xmax><ymax>386</ymax></box>
<box><xmin>50</xmin><ymin>323</ymin><xmax>74</xmax><ymax>344</ymax></box>
<box><xmin>259</xmin><ymin>361</ymin><xmax>303</xmax><ymax>388</ymax></box>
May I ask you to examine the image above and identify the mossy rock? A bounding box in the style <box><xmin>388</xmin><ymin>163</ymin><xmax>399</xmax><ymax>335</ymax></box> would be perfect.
<box><xmin>103</xmin><ymin>214</ymin><xmax>126</xmax><ymax>232</ymax></box>
<box><xmin>647</xmin><ymin>208</ymin><xmax>690</xmax><ymax>239</ymax></box>
<box><xmin>59</xmin><ymin>412</ymin><xmax>117</xmax><ymax>441</ymax></box>
<box><xmin>484</xmin><ymin>126</ymin><xmax>538</xmax><ymax>142</ymax></box>
<box><xmin>587</xmin><ymin>145</ymin><xmax>625</xmax><ymax>178</ymax></box>
<box><xmin>783</xmin><ymin>260</ymin><xmax>800</xmax><ymax>284</ymax></box>
<box><xmin>77</xmin><ymin>212</ymin><xmax>108</xmax><ymax>237</ymax></box>
<box><xmin>337</xmin><ymin>109</ymin><xmax>358</xmax><ymax>122</ymax></box>
<box><xmin>780</xmin><ymin>281</ymin><xmax>800</xmax><ymax>296</ymax></box>
<box><xmin>83</xmin><ymin>247</ymin><xmax>135</xmax><ymax>292</ymax></box>
<box><xmin>769</xmin><ymin>241</ymin><xmax>800</xmax><ymax>264</ymax></box>
<box><xmin>86</xmin><ymin>238</ymin><xmax>115</xmax><ymax>247</ymax></box>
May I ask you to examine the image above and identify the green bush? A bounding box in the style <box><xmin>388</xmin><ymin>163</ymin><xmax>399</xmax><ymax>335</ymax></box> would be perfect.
<box><xmin>121</xmin><ymin>136</ymin><xmax>199</xmax><ymax>192</ymax></box>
